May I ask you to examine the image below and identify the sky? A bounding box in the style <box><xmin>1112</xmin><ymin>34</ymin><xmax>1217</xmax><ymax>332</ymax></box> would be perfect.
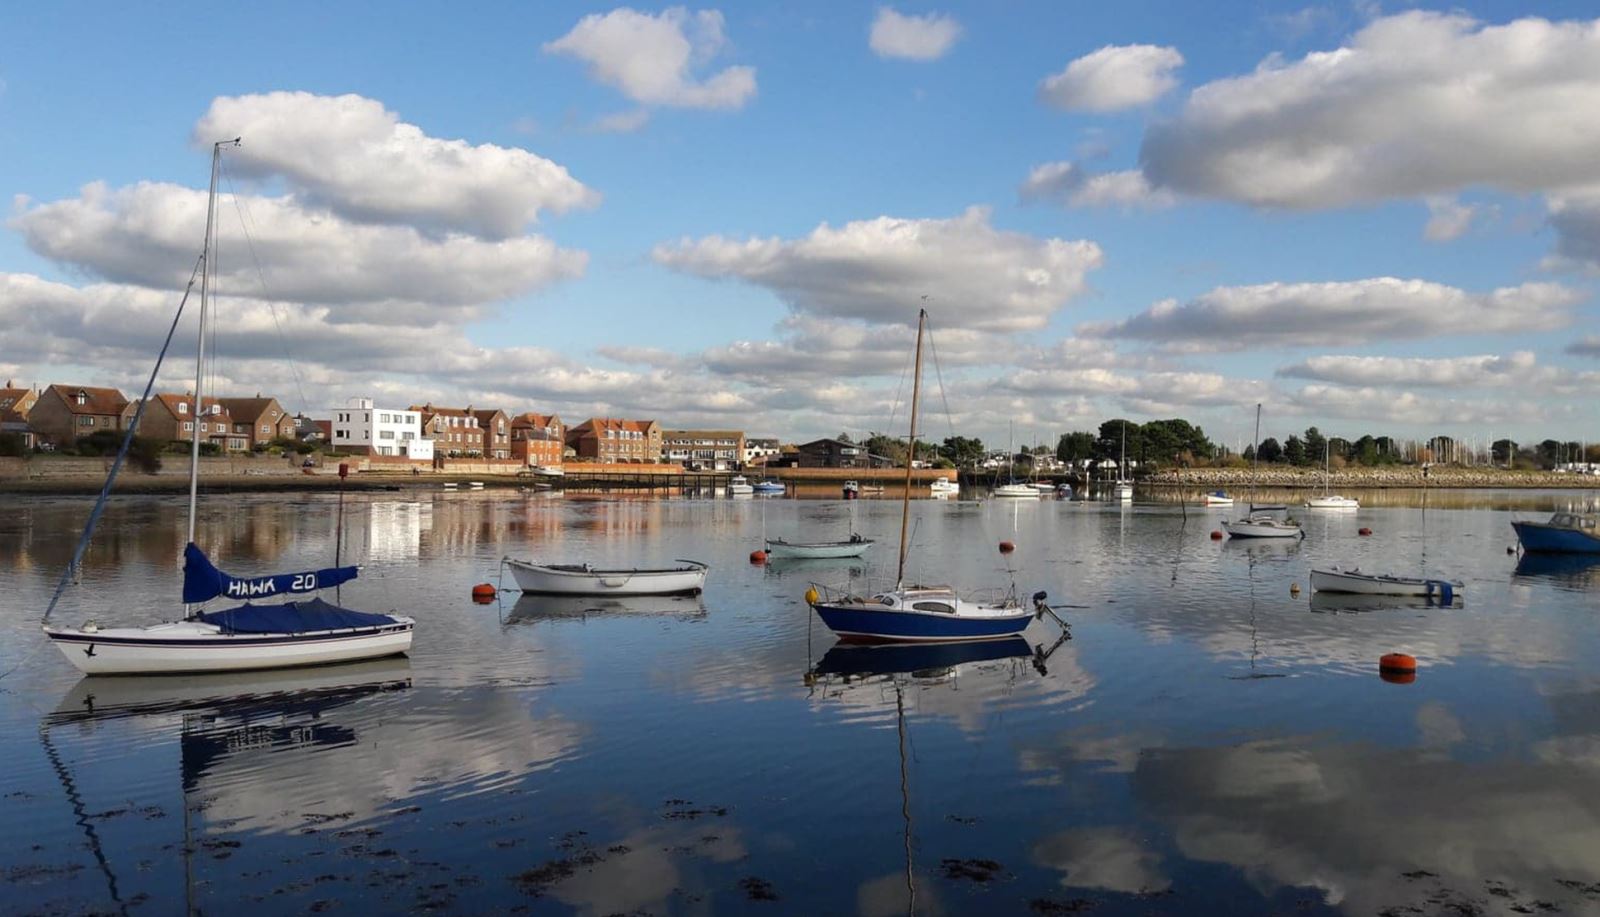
<box><xmin>2</xmin><ymin>0</ymin><xmax>1599</xmax><ymax>450</ymax></box>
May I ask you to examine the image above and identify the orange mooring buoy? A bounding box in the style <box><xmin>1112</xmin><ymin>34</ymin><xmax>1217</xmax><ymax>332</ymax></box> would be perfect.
<box><xmin>1210</xmin><ymin>530</ymin><xmax>1224</xmax><ymax>540</ymax></box>
<box><xmin>998</xmin><ymin>540</ymin><xmax>1016</xmax><ymax>554</ymax></box>
<box><xmin>1359</xmin><ymin>527</ymin><xmax>1373</xmax><ymax>536</ymax></box>
<box><xmin>1379</xmin><ymin>652</ymin><xmax>1417</xmax><ymax>674</ymax></box>
<box><xmin>749</xmin><ymin>549</ymin><xmax>768</xmax><ymax>564</ymax></box>
<box><xmin>471</xmin><ymin>582</ymin><xmax>496</xmax><ymax>602</ymax></box>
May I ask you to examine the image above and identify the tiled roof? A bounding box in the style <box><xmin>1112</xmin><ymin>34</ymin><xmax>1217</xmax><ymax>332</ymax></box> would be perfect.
<box><xmin>46</xmin><ymin>384</ymin><xmax>128</xmax><ymax>416</ymax></box>
<box><xmin>216</xmin><ymin>397</ymin><xmax>282</xmax><ymax>424</ymax></box>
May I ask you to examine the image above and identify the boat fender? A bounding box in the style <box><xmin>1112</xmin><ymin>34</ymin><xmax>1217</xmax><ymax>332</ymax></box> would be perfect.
<box><xmin>1359</xmin><ymin>527</ymin><xmax>1373</xmax><ymax>536</ymax></box>
<box><xmin>1289</xmin><ymin>583</ymin><xmax>1300</xmax><ymax>595</ymax></box>
<box><xmin>1210</xmin><ymin>530</ymin><xmax>1224</xmax><ymax>540</ymax></box>
<box><xmin>471</xmin><ymin>583</ymin><xmax>496</xmax><ymax>602</ymax></box>
<box><xmin>1379</xmin><ymin>653</ymin><xmax>1417</xmax><ymax>674</ymax></box>
<box><xmin>1424</xmin><ymin>580</ymin><xmax>1454</xmax><ymax>604</ymax></box>
<box><xmin>749</xmin><ymin>550</ymin><xmax>768</xmax><ymax>565</ymax></box>
<box><xmin>82</xmin><ymin>621</ymin><xmax>99</xmax><ymax>633</ymax></box>
<box><xmin>804</xmin><ymin>587</ymin><xmax>820</xmax><ymax>606</ymax></box>
<box><xmin>999</xmin><ymin>540</ymin><xmax>1016</xmax><ymax>554</ymax></box>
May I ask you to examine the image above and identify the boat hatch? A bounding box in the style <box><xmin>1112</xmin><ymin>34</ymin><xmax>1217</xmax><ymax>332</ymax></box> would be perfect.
<box><xmin>912</xmin><ymin>601</ymin><xmax>956</xmax><ymax>614</ymax></box>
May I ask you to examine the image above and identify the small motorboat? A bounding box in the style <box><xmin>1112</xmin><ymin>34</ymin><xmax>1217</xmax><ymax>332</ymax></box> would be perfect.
<box><xmin>727</xmin><ymin>475</ymin><xmax>754</xmax><ymax>496</ymax></box>
<box><xmin>753</xmin><ymin>479</ymin><xmax>786</xmax><ymax>494</ymax></box>
<box><xmin>766</xmin><ymin>534</ymin><xmax>873</xmax><ymax>560</ymax></box>
<box><xmin>1310</xmin><ymin>566</ymin><xmax>1462</xmax><ymax>601</ymax></box>
<box><xmin>503</xmin><ymin>557</ymin><xmax>708</xmax><ymax>595</ymax></box>
<box><xmin>930</xmin><ymin>476</ymin><xmax>960</xmax><ymax>495</ymax></box>
<box><xmin>858</xmin><ymin>482</ymin><xmax>885</xmax><ymax>495</ymax></box>
<box><xmin>1222</xmin><ymin>512</ymin><xmax>1304</xmax><ymax>539</ymax></box>
<box><xmin>842</xmin><ymin>480</ymin><xmax>860</xmax><ymax>499</ymax></box>
<box><xmin>534</xmin><ymin>465</ymin><xmax>565</xmax><ymax>477</ymax></box>
<box><xmin>1112</xmin><ymin>481</ymin><xmax>1134</xmax><ymax>503</ymax></box>
<box><xmin>1055</xmin><ymin>482</ymin><xmax>1075</xmax><ymax>499</ymax></box>
<box><xmin>1200</xmin><ymin>490</ymin><xmax>1233</xmax><ymax>506</ymax></box>
<box><xmin>993</xmin><ymin>482</ymin><xmax>1040</xmax><ymax>498</ymax></box>
<box><xmin>1512</xmin><ymin>512</ymin><xmax>1600</xmax><ymax>554</ymax></box>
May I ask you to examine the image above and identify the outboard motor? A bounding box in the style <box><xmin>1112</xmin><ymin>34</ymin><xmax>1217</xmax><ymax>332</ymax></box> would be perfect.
<box><xmin>1031</xmin><ymin>590</ymin><xmax>1049</xmax><ymax>611</ymax></box>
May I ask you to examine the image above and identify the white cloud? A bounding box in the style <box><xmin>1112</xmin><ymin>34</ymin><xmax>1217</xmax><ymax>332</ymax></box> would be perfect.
<box><xmin>1039</xmin><ymin>44</ymin><xmax>1184</xmax><ymax>112</ymax></box>
<box><xmin>9</xmin><ymin>181</ymin><xmax>585</xmax><ymax>321</ymax></box>
<box><xmin>1032</xmin><ymin>828</ymin><xmax>1170</xmax><ymax>894</ymax></box>
<box><xmin>1020</xmin><ymin>161</ymin><xmax>1177</xmax><ymax>209</ymax></box>
<box><xmin>1141</xmin><ymin>12</ymin><xmax>1600</xmax><ymax>208</ymax></box>
<box><xmin>1277</xmin><ymin>352</ymin><xmax>1541</xmax><ymax>387</ymax></box>
<box><xmin>869</xmin><ymin>7</ymin><xmax>962</xmax><ymax>61</ymax></box>
<box><xmin>590</xmin><ymin>109</ymin><xmax>651</xmax><ymax>133</ymax></box>
<box><xmin>1423</xmin><ymin>197</ymin><xmax>1477</xmax><ymax>242</ymax></box>
<box><xmin>1080</xmin><ymin>278</ymin><xmax>1579</xmax><ymax>351</ymax></box>
<box><xmin>194</xmin><ymin>92</ymin><xmax>597</xmax><ymax>240</ymax></box>
<box><xmin>654</xmin><ymin>206</ymin><xmax>1103</xmax><ymax>333</ymax></box>
<box><xmin>1287</xmin><ymin>383</ymin><xmax>1545</xmax><ymax>425</ymax></box>
<box><xmin>544</xmin><ymin>7</ymin><xmax>756</xmax><ymax>110</ymax></box>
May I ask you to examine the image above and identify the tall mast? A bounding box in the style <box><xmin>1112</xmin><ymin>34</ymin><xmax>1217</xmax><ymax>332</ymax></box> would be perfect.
<box><xmin>896</xmin><ymin>309</ymin><xmax>926</xmax><ymax>588</ymax></box>
<box><xmin>187</xmin><ymin>142</ymin><xmax>224</xmax><ymax>548</ymax></box>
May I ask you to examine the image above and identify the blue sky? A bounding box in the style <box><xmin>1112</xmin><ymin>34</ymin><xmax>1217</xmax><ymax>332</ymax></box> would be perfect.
<box><xmin>3</xmin><ymin>1</ymin><xmax>1599</xmax><ymax>449</ymax></box>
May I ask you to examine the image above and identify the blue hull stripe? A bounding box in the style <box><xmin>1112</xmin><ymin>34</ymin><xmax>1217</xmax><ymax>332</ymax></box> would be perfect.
<box><xmin>813</xmin><ymin>604</ymin><xmax>1031</xmax><ymax>642</ymax></box>
<box><xmin>46</xmin><ymin>624</ymin><xmax>412</xmax><ymax>648</ymax></box>
<box><xmin>1513</xmin><ymin>522</ymin><xmax>1600</xmax><ymax>554</ymax></box>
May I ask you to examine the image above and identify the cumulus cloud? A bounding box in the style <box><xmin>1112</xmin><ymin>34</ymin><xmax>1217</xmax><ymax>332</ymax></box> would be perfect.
<box><xmin>869</xmin><ymin>7</ymin><xmax>962</xmax><ymax>61</ymax></box>
<box><xmin>1040</xmin><ymin>44</ymin><xmax>1184</xmax><ymax>112</ymax></box>
<box><xmin>1140</xmin><ymin>12</ymin><xmax>1600</xmax><ymax>208</ymax></box>
<box><xmin>1080</xmin><ymin>278</ymin><xmax>1579</xmax><ymax>351</ymax></box>
<box><xmin>10</xmin><ymin>182</ymin><xmax>585</xmax><ymax>321</ymax></box>
<box><xmin>653</xmin><ymin>206</ymin><xmax>1103</xmax><ymax>332</ymax></box>
<box><xmin>1020</xmin><ymin>161</ymin><xmax>1177</xmax><ymax>209</ymax></box>
<box><xmin>1287</xmin><ymin>383</ymin><xmax>1545</xmax><ymax>425</ymax></box>
<box><xmin>544</xmin><ymin>7</ymin><xmax>756</xmax><ymax>110</ymax></box>
<box><xmin>1277</xmin><ymin>352</ymin><xmax>1540</xmax><ymax>387</ymax></box>
<box><xmin>194</xmin><ymin>92</ymin><xmax>598</xmax><ymax>239</ymax></box>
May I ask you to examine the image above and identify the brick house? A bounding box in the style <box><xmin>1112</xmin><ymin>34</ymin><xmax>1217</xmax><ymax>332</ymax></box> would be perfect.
<box><xmin>217</xmin><ymin>397</ymin><xmax>297</xmax><ymax>449</ymax></box>
<box><xmin>471</xmin><ymin>408</ymin><xmax>512</xmax><ymax>459</ymax></box>
<box><xmin>29</xmin><ymin>384</ymin><xmax>129</xmax><ymax>447</ymax></box>
<box><xmin>412</xmin><ymin>404</ymin><xmax>486</xmax><ymax>457</ymax></box>
<box><xmin>567</xmin><ymin>417</ymin><xmax>661</xmax><ymax>463</ymax></box>
<box><xmin>125</xmin><ymin>394</ymin><xmax>248</xmax><ymax>452</ymax></box>
<box><xmin>662</xmin><ymin>429</ymin><xmax>745</xmax><ymax>469</ymax></box>
<box><xmin>0</xmin><ymin>382</ymin><xmax>39</xmax><ymax>422</ymax></box>
<box><xmin>510</xmin><ymin>412</ymin><xmax>565</xmax><ymax>468</ymax></box>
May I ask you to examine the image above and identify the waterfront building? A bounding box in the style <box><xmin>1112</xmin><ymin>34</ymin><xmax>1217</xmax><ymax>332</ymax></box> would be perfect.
<box><xmin>216</xmin><ymin>396</ymin><xmax>298</xmax><ymax>449</ymax></box>
<box><xmin>123</xmin><ymin>394</ymin><xmax>247</xmax><ymax>452</ymax></box>
<box><xmin>742</xmin><ymin>437</ymin><xmax>781</xmax><ymax>466</ymax></box>
<box><xmin>793</xmin><ymin>438</ymin><xmax>894</xmax><ymax>469</ymax></box>
<box><xmin>29</xmin><ymin>384</ymin><xmax>129</xmax><ymax>447</ymax></box>
<box><xmin>330</xmin><ymin>399</ymin><xmax>431</xmax><ymax>459</ymax></box>
<box><xmin>412</xmin><ymin>403</ymin><xmax>486</xmax><ymax>457</ymax></box>
<box><xmin>568</xmin><ymin>417</ymin><xmax>661</xmax><ymax>463</ymax></box>
<box><xmin>471</xmin><ymin>408</ymin><xmax>512</xmax><ymax>459</ymax></box>
<box><xmin>510</xmin><ymin>412</ymin><xmax>565</xmax><ymax>468</ymax></box>
<box><xmin>662</xmin><ymin>429</ymin><xmax>745</xmax><ymax>469</ymax></box>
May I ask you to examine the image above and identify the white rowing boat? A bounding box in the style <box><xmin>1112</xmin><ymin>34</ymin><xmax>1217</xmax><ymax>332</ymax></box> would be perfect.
<box><xmin>1309</xmin><ymin>566</ymin><xmax>1463</xmax><ymax>598</ymax></box>
<box><xmin>503</xmin><ymin>557</ymin><xmax>708</xmax><ymax>595</ymax></box>
<box><xmin>766</xmin><ymin>536</ymin><xmax>873</xmax><ymax>560</ymax></box>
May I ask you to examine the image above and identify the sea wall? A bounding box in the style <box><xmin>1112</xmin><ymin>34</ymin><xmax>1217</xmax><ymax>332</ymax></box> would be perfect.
<box><xmin>1143</xmin><ymin>466</ymin><xmax>1600</xmax><ymax>489</ymax></box>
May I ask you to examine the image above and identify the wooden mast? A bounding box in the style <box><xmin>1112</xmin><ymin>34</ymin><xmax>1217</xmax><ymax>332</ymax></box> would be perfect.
<box><xmin>896</xmin><ymin>309</ymin><xmax>926</xmax><ymax>588</ymax></box>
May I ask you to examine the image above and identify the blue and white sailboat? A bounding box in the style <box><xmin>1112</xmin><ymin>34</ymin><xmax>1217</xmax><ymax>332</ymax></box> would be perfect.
<box><xmin>40</xmin><ymin>140</ymin><xmax>414</xmax><ymax>675</ymax></box>
<box><xmin>807</xmin><ymin>310</ymin><xmax>1048</xmax><ymax>643</ymax></box>
<box><xmin>1513</xmin><ymin>511</ymin><xmax>1600</xmax><ymax>554</ymax></box>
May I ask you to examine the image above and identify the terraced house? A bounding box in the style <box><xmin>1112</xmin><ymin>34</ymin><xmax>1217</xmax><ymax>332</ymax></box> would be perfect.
<box><xmin>216</xmin><ymin>397</ymin><xmax>297</xmax><ymax>449</ymax></box>
<box><xmin>510</xmin><ymin>412</ymin><xmax>564</xmax><ymax>468</ymax></box>
<box><xmin>124</xmin><ymin>394</ymin><xmax>248</xmax><ymax>452</ymax></box>
<box><xmin>662</xmin><ymin>429</ymin><xmax>745</xmax><ymax>470</ymax></box>
<box><xmin>412</xmin><ymin>403</ymin><xmax>486</xmax><ymax>457</ymax></box>
<box><xmin>567</xmin><ymin>417</ymin><xmax>661</xmax><ymax>464</ymax></box>
<box><xmin>29</xmin><ymin>384</ymin><xmax>128</xmax><ymax>447</ymax></box>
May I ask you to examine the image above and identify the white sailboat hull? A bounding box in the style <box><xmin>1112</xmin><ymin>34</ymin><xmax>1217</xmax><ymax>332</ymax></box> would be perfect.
<box><xmin>1310</xmin><ymin>567</ymin><xmax>1463</xmax><ymax>596</ymax></box>
<box><xmin>930</xmin><ymin>479</ymin><xmax>960</xmax><ymax>494</ymax></box>
<box><xmin>42</xmin><ymin>619</ymin><xmax>415</xmax><ymax>676</ymax></box>
<box><xmin>1113</xmin><ymin>483</ymin><xmax>1134</xmax><ymax>502</ymax></box>
<box><xmin>993</xmin><ymin>484</ymin><xmax>1040</xmax><ymax>498</ymax></box>
<box><xmin>1222</xmin><ymin>517</ymin><xmax>1304</xmax><ymax>538</ymax></box>
<box><xmin>766</xmin><ymin>538</ymin><xmax>872</xmax><ymax>559</ymax></box>
<box><xmin>1306</xmin><ymin>496</ymin><xmax>1360</xmax><ymax>509</ymax></box>
<box><xmin>1200</xmin><ymin>494</ymin><xmax>1233</xmax><ymax>506</ymax></box>
<box><xmin>505</xmin><ymin>557</ymin><xmax>707</xmax><ymax>595</ymax></box>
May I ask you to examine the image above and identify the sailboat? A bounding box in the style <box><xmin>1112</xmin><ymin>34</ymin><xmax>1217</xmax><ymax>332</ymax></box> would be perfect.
<box><xmin>1222</xmin><ymin>404</ymin><xmax>1303</xmax><ymax>539</ymax></box>
<box><xmin>40</xmin><ymin>139</ymin><xmax>415</xmax><ymax>675</ymax></box>
<box><xmin>1112</xmin><ymin>424</ymin><xmax>1134</xmax><ymax>503</ymax></box>
<box><xmin>807</xmin><ymin>309</ymin><xmax>1050</xmax><ymax>642</ymax></box>
<box><xmin>992</xmin><ymin>421</ymin><xmax>1040</xmax><ymax>498</ymax></box>
<box><xmin>1305</xmin><ymin>439</ymin><xmax>1359</xmax><ymax>509</ymax></box>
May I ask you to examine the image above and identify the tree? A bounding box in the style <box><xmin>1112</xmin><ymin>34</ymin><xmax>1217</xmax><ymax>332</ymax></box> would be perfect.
<box><xmin>1056</xmin><ymin>431</ymin><xmax>1095</xmax><ymax>465</ymax></box>
<box><xmin>1492</xmin><ymin>438</ymin><xmax>1517</xmax><ymax>466</ymax></box>
<box><xmin>836</xmin><ymin>432</ymin><xmax>853</xmax><ymax>444</ymax></box>
<box><xmin>1302</xmin><ymin>427</ymin><xmax>1327</xmax><ymax>465</ymax></box>
<box><xmin>1353</xmin><ymin>435</ymin><xmax>1379</xmax><ymax>466</ymax></box>
<box><xmin>1537</xmin><ymin>439</ymin><xmax>1564</xmax><ymax>469</ymax></box>
<box><xmin>1428</xmin><ymin>435</ymin><xmax>1457</xmax><ymax>464</ymax></box>
<box><xmin>938</xmin><ymin>436</ymin><xmax>985</xmax><ymax>468</ymax></box>
<box><xmin>0</xmin><ymin>432</ymin><xmax>26</xmax><ymax>457</ymax></box>
<box><xmin>1095</xmin><ymin>419</ymin><xmax>1143</xmax><ymax>464</ymax></box>
<box><xmin>1284</xmin><ymin>435</ymin><xmax>1307</xmax><ymax>466</ymax></box>
<box><xmin>1257</xmin><ymin>437</ymin><xmax>1283</xmax><ymax>463</ymax></box>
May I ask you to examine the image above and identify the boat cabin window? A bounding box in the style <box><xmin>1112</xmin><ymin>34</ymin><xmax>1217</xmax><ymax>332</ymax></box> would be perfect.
<box><xmin>912</xmin><ymin>601</ymin><xmax>956</xmax><ymax>614</ymax></box>
<box><xmin>878</xmin><ymin>596</ymin><xmax>896</xmax><ymax>606</ymax></box>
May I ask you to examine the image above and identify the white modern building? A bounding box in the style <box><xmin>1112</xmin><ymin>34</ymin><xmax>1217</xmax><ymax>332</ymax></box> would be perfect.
<box><xmin>328</xmin><ymin>398</ymin><xmax>433</xmax><ymax>460</ymax></box>
<box><xmin>742</xmin><ymin>437</ymin><xmax>781</xmax><ymax>466</ymax></box>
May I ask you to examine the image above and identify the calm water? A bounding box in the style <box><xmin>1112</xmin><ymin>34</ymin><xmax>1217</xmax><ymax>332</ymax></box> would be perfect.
<box><xmin>4</xmin><ymin>490</ymin><xmax>1600</xmax><ymax>916</ymax></box>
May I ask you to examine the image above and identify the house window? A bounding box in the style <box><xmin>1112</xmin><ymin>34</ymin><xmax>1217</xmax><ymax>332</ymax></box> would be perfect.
<box><xmin>379</xmin><ymin>430</ymin><xmax>395</xmax><ymax>440</ymax></box>
<box><xmin>260</xmin><ymin>424</ymin><xmax>269</xmax><ymax>435</ymax></box>
<box><xmin>183</xmin><ymin>421</ymin><xmax>193</xmax><ymax>432</ymax></box>
<box><xmin>76</xmin><ymin>392</ymin><xmax>87</xmax><ymax>406</ymax></box>
<box><xmin>177</xmin><ymin>402</ymin><xmax>188</xmax><ymax>414</ymax></box>
<box><xmin>78</xmin><ymin>416</ymin><xmax>93</xmax><ymax>426</ymax></box>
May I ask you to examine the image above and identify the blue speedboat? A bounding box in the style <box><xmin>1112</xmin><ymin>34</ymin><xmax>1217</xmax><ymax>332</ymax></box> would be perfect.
<box><xmin>753</xmin><ymin>480</ymin><xmax>786</xmax><ymax>494</ymax></box>
<box><xmin>1512</xmin><ymin>512</ymin><xmax>1600</xmax><ymax>554</ymax></box>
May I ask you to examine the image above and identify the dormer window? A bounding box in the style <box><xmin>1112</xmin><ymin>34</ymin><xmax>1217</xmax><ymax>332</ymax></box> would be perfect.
<box><xmin>76</xmin><ymin>392</ymin><xmax>87</xmax><ymax>406</ymax></box>
<box><xmin>177</xmin><ymin>402</ymin><xmax>188</xmax><ymax>414</ymax></box>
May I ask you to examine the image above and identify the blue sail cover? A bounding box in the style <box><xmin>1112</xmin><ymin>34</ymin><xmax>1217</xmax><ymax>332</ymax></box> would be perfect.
<box><xmin>183</xmin><ymin>543</ymin><xmax>358</xmax><ymax>604</ymax></box>
<box><xmin>197</xmin><ymin>598</ymin><xmax>399</xmax><ymax>634</ymax></box>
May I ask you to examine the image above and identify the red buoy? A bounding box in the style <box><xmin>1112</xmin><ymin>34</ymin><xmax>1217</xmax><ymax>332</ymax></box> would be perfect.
<box><xmin>1358</xmin><ymin>527</ymin><xmax>1372</xmax><ymax>536</ymax></box>
<box><xmin>1379</xmin><ymin>652</ymin><xmax>1417</xmax><ymax>674</ymax></box>
<box><xmin>1381</xmin><ymin>670</ymin><xmax>1417</xmax><ymax>684</ymax></box>
<box><xmin>749</xmin><ymin>549</ymin><xmax>768</xmax><ymax>565</ymax></box>
<box><xmin>1210</xmin><ymin>530</ymin><xmax>1224</xmax><ymax>540</ymax></box>
<box><xmin>471</xmin><ymin>583</ymin><xmax>496</xmax><ymax>602</ymax></box>
<box><xmin>998</xmin><ymin>541</ymin><xmax>1016</xmax><ymax>554</ymax></box>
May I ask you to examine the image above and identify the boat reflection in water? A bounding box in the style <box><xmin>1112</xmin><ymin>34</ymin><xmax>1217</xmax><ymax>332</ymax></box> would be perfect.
<box><xmin>1513</xmin><ymin>552</ymin><xmax>1600</xmax><ymax>590</ymax></box>
<box><xmin>504</xmin><ymin>593</ymin><xmax>708</xmax><ymax>623</ymax></box>
<box><xmin>811</xmin><ymin>636</ymin><xmax>1035</xmax><ymax>679</ymax></box>
<box><xmin>1307</xmin><ymin>592</ymin><xmax>1459</xmax><ymax>615</ymax></box>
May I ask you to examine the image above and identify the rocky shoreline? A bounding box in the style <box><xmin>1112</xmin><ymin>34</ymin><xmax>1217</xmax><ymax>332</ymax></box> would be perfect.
<box><xmin>1142</xmin><ymin>466</ymin><xmax>1600</xmax><ymax>489</ymax></box>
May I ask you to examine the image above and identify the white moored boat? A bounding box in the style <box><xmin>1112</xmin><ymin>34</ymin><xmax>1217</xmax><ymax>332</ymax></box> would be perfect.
<box><xmin>1200</xmin><ymin>490</ymin><xmax>1233</xmax><ymax>506</ymax></box>
<box><xmin>40</xmin><ymin>140</ymin><xmax>415</xmax><ymax>677</ymax></box>
<box><xmin>993</xmin><ymin>482</ymin><xmax>1040</xmax><ymax>498</ymax></box>
<box><xmin>766</xmin><ymin>535</ymin><xmax>873</xmax><ymax>560</ymax></box>
<box><xmin>1306</xmin><ymin>495</ymin><xmax>1360</xmax><ymax>509</ymax></box>
<box><xmin>504</xmin><ymin>557</ymin><xmax>708</xmax><ymax>595</ymax></box>
<box><xmin>727</xmin><ymin>475</ymin><xmax>754</xmax><ymax>495</ymax></box>
<box><xmin>1222</xmin><ymin>513</ymin><xmax>1305</xmax><ymax>539</ymax></box>
<box><xmin>1310</xmin><ymin>566</ymin><xmax>1463</xmax><ymax>599</ymax></box>
<box><xmin>930</xmin><ymin>476</ymin><xmax>960</xmax><ymax>495</ymax></box>
<box><xmin>1112</xmin><ymin>482</ymin><xmax>1134</xmax><ymax>503</ymax></box>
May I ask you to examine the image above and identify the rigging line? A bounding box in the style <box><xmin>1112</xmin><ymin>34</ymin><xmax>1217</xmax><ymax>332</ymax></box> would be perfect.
<box><xmin>885</xmin><ymin>328</ymin><xmax>915</xmax><ymax>446</ymax></box>
<box><xmin>222</xmin><ymin>166</ymin><xmax>312</xmax><ymax>417</ymax></box>
<box><xmin>39</xmin><ymin>721</ymin><xmax>131</xmax><ymax>916</ymax></box>
<box><xmin>39</xmin><ymin>255</ymin><xmax>204</xmax><ymax>627</ymax></box>
<box><xmin>925</xmin><ymin>317</ymin><xmax>956</xmax><ymax>440</ymax></box>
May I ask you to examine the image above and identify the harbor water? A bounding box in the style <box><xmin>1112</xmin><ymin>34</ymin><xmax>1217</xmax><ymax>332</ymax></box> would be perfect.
<box><xmin>4</xmin><ymin>489</ymin><xmax>1600</xmax><ymax>915</ymax></box>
